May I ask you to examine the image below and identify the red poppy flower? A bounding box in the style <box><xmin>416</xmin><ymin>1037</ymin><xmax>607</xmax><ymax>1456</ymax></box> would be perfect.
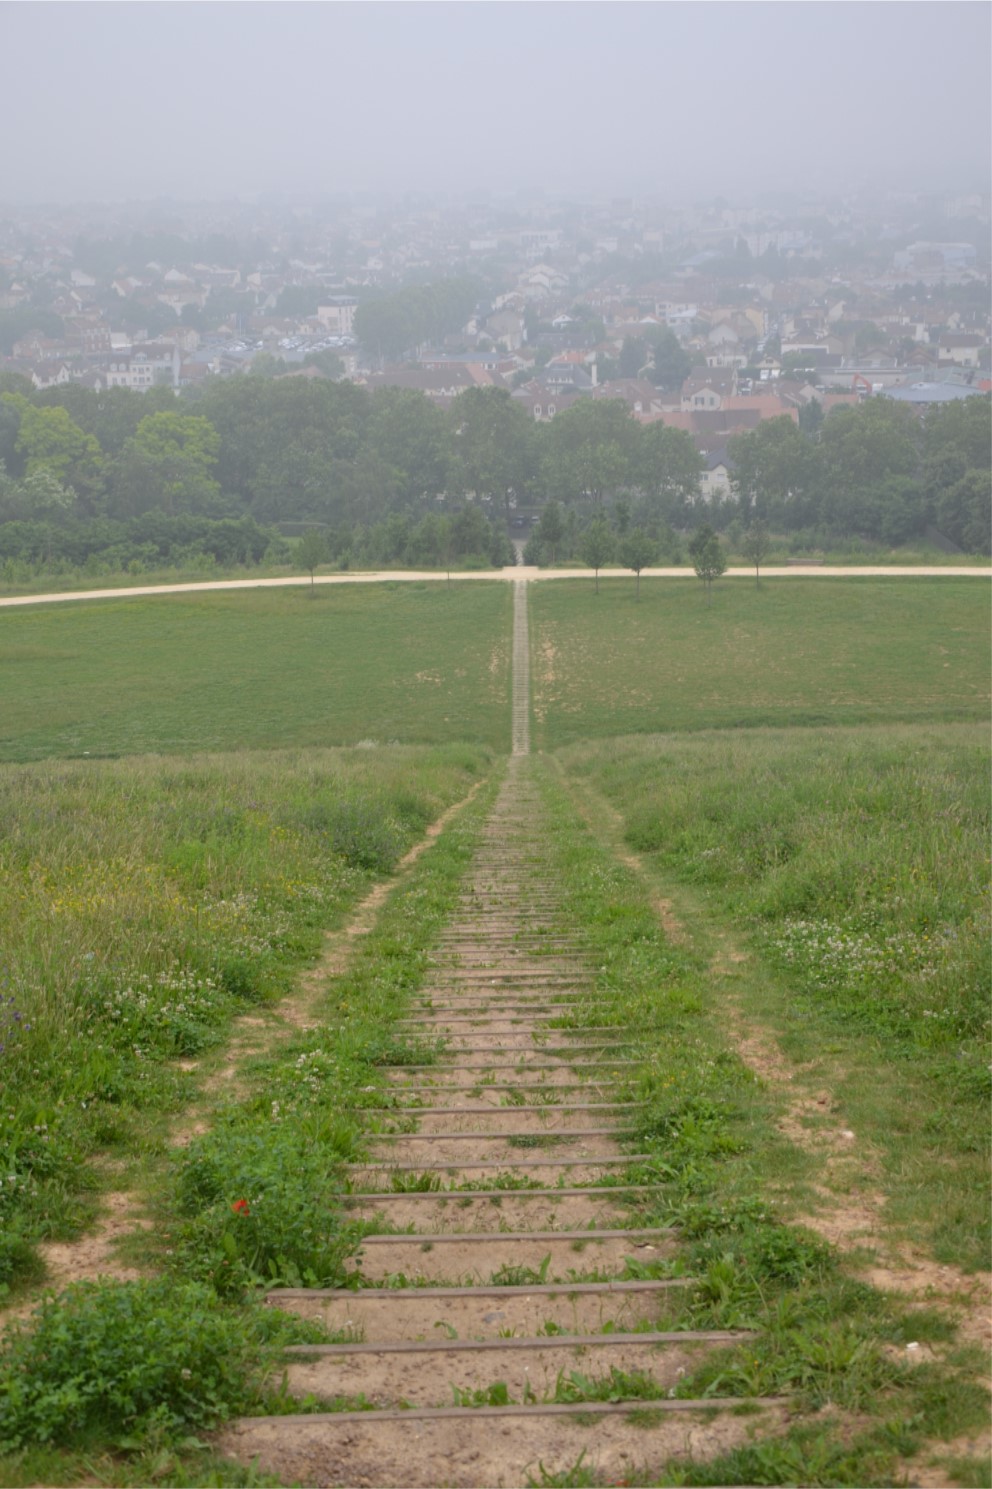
<box><xmin>231</xmin><ymin>1198</ymin><xmax>250</xmax><ymax>1215</ymax></box>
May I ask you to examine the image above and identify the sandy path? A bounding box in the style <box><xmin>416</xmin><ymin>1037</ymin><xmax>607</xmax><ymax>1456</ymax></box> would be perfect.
<box><xmin>0</xmin><ymin>565</ymin><xmax>987</xmax><ymax>608</ymax></box>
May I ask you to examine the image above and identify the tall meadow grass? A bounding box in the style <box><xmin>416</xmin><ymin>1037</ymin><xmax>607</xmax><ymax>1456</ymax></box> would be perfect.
<box><xmin>561</xmin><ymin>724</ymin><xmax>990</xmax><ymax>1061</ymax></box>
<box><xmin>0</xmin><ymin>743</ymin><xmax>489</xmax><ymax>1289</ymax></box>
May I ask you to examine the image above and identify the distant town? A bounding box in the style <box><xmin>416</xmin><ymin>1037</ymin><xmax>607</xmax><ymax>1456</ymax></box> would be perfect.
<box><xmin>3</xmin><ymin>190</ymin><xmax>988</xmax><ymax>413</ymax></box>
<box><xmin>0</xmin><ymin>187</ymin><xmax>989</xmax><ymax>572</ymax></box>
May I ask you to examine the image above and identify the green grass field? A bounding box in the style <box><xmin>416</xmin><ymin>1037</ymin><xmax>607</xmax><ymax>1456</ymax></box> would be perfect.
<box><xmin>529</xmin><ymin>577</ymin><xmax>990</xmax><ymax>747</ymax></box>
<box><xmin>1</xmin><ymin>574</ymin><xmax>990</xmax><ymax>1486</ymax></box>
<box><xmin>0</xmin><ymin>581</ymin><xmax>511</xmax><ymax>762</ymax></box>
<box><xmin>557</xmin><ymin>722</ymin><xmax>991</xmax><ymax>1269</ymax></box>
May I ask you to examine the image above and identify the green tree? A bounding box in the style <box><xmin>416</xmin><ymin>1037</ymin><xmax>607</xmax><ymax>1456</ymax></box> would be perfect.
<box><xmin>937</xmin><ymin>469</ymin><xmax>991</xmax><ymax>554</ymax></box>
<box><xmin>1</xmin><ymin>393</ymin><xmax>102</xmax><ymax>507</ymax></box>
<box><xmin>0</xmin><ymin>461</ymin><xmax>76</xmax><ymax>529</ymax></box>
<box><xmin>275</xmin><ymin>285</ymin><xmax>322</xmax><ymax>318</ymax></box>
<box><xmin>728</xmin><ymin>416</ymin><xmax>817</xmax><ymax>525</ymax></box>
<box><xmin>124</xmin><ymin>411</ymin><xmax>222</xmax><ymax>517</ymax></box>
<box><xmin>635</xmin><ymin>422</ymin><xmax>703</xmax><ymax>518</ymax></box>
<box><xmin>450</xmin><ymin>386</ymin><xmax>534</xmax><ymax>521</ymax></box>
<box><xmin>296</xmin><ymin>528</ymin><xmax>328</xmax><ymax>590</ymax></box>
<box><xmin>689</xmin><ymin>523</ymin><xmax>727</xmax><ymax>603</ymax></box>
<box><xmin>354</xmin><ymin>296</ymin><xmax>418</xmax><ymax>363</ymax></box>
<box><xmin>247</xmin><ymin>352</ymin><xmax>285</xmax><ymax>379</ymax></box>
<box><xmin>450</xmin><ymin>503</ymin><xmax>503</xmax><ymax>564</ymax></box>
<box><xmin>620</xmin><ymin>527</ymin><xmax>658</xmax><ymax>600</ymax></box>
<box><xmin>647</xmin><ymin>328</ymin><xmax>692</xmax><ymax>390</ymax></box>
<box><xmin>536</xmin><ymin>500</ymin><xmax>566</xmax><ymax>564</ymax></box>
<box><xmin>354</xmin><ymin>278</ymin><xmax>480</xmax><ymax>363</ymax></box>
<box><xmin>618</xmin><ymin>336</ymin><xmax>647</xmax><ymax>379</ymax></box>
<box><xmin>367</xmin><ymin>388</ymin><xmax>453</xmax><ymax>506</ymax></box>
<box><xmin>580</xmin><ymin>517</ymin><xmax>615</xmax><ymax>592</ymax></box>
<box><xmin>302</xmin><ymin>349</ymin><xmax>346</xmax><ymax>379</ymax></box>
<box><xmin>740</xmin><ymin>518</ymin><xmax>772</xmax><ymax>587</ymax></box>
<box><xmin>543</xmin><ymin>398</ymin><xmax>638</xmax><ymax>507</ymax></box>
<box><xmin>0</xmin><ymin>307</ymin><xmax>65</xmax><ymax>355</ymax></box>
<box><xmin>595</xmin><ymin>353</ymin><xmax>619</xmax><ymax>384</ymax></box>
<box><xmin>2</xmin><ymin>393</ymin><xmax>100</xmax><ymax>482</ymax></box>
<box><xmin>797</xmin><ymin>399</ymin><xmax>824</xmax><ymax>439</ymax></box>
<box><xmin>199</xmin><ymin>377</ymin><xmax>371</xmax><ymax>523</ymax></box>
<box><xmin>818</xmin><ymin>399</ymin><xmax>921</xmax><ymax>537</ymax></box>
<box><xmin>854</xmin><ymin>322</ymin><xmax>886</xmax><ymax>356</ymax></box>
<box><xmin>923</xmin><ymin>397</ymin><xmax>990</xmax><ymax>500</ymax></box>
<box><xmin>403</xmin><ymin>512</ymin><xmax>454</xmax><ymax>574</ymax></box>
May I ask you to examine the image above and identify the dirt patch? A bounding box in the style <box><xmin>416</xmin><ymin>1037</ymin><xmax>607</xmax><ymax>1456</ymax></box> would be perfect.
<box><xmin>0</xmin><ymin>1191</ymin><xmax>153</xmax><ymax>1326</ymax></box>
<box><xmin>655</xmin><ymin>896</ymin><xmax>689</xmax><ymax>945</ymax></box>
<box><xmin>865</xmin><ymin>1263</ymin><xmax>992</xmax><ymax>1353</ymax></box>
<box><xmin>904</xmin><ymin>1429</ymin><xmax>992</xmax><ymax>1488</ymax></box>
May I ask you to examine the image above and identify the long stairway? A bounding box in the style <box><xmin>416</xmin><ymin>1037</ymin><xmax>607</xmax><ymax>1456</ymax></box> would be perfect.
<box><xmin>221</xmin><ymin>583</ymin><xmax>778</xmax><ymax>1487</ymax></box>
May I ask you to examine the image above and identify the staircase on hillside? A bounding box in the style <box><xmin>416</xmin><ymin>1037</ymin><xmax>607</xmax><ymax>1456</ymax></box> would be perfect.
<box><xmin>219</xmin><ymin>582</ymin><xmax>780</xmax><ymax>1487</ymax></box>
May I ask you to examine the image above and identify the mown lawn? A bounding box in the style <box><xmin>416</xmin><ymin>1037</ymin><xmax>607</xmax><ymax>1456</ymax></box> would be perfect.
<box><xmin>0</xmin><ymin>581</ymin><xmax>512</xmax><ymax>762</ymax></box>
<box><xmin>529</xmin><ymin>577</ymin><xmax>990</xmax><ymax>747</ymax></box>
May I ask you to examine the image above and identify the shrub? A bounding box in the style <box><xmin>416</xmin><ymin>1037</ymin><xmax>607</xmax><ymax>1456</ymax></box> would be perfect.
<box><xmin>0</xmin><ymin>1278</ymin><xmax>254</xmax><ymax>1448</ymax></box>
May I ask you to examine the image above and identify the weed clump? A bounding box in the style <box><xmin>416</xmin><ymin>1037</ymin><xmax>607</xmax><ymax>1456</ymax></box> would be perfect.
<box><xmin>0</xmin><ymin>1278</ymin><xmax>254</xmax><ymax>1449</ymax></box>
<box><xmin>174</xmin><ymin>1120</ymin><xmax>357</xmax><ymax>1296</ymax></box>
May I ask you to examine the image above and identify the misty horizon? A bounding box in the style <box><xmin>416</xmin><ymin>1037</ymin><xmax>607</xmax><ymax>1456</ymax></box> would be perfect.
<box><xmin>1</xmin><ymin>1</ymin><xmax>989</xmax><ymax>207</ymax></box>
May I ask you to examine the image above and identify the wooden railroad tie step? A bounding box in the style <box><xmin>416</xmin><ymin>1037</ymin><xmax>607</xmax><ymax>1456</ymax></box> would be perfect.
<box><xmin>218</xmin><ymin>1398</ymin><xmax>787</xmax><ymax>1489</ymax></box>
<box><xmin>266</xmin><ymin>1278</ymin><xmax>696</xmax><ymax>1341</ymax></box>
<box><xmin>345</xmin><ymin>1228</ymin><xmax>675</xmax><ymax>1282</ymax></box>
<box><xmin>346</xmin><ymin>1157</ymin><xmax>657</xmax><ymax>1188</ymax></box>
<box><xmin>278</xmin><ymin>1331</ymin><xmax>753</xmax><ymax>1409</ymax></box>
<box><xmin>372</xmin><ymin>1126</ymin><xmax>631</xmax><ymax>1143</ymax></box>
<box><xmin>342</xmin><ymin>1191</ymin><xmax>664</xmax><ymax>1233</ymax></box>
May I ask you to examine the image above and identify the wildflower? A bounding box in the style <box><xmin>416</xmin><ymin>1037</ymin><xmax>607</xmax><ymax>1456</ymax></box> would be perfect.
<box><xmin>231</xmin><ymin>1198</ymin><xmax>250</xmax><ymax>1216</ymax></box>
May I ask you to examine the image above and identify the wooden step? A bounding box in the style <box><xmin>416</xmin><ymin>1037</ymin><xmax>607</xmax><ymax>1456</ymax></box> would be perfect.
<box><xmin>346</xmin><ymin>1228</ymin><xmax>674</xmax><ymax>1284</ymax></box>
<box><xmin>279</xmin><ymin>1330</ymin><xmax>746</xmax><ymax>1409</ymax></box>
<box><xmin>347</xmin><ymin>1154</ymin><xmax>653</xmax><ymax>1186</ymax></box>
<box><xmin>342</xmin><ymin>1187</ymin><xmax>659</xmax><ymax>1233</ymax></box>
<box><xmin>218</xmin><ymin>1398</ymin><xmax>785</xmax><ymax>1488</ymax></box>
<box><xmin>266</xmin><ymin>1279</ymin><xmax>694</xmax><ymax>1341</ymax></box>
<box><xmin>372</xmin><ymin>1124</ymin><xmax>624</xmax><ymax>1144</ymax></box>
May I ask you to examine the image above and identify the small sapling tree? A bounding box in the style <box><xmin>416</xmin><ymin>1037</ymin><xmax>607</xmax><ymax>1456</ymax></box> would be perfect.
<box><xmin>620</xmin><ymin>527</ymin><xmax>658</xmax><ymax>601</ymax></box>
<box><xmin>689</xmin><ymin>523</ymin><xmax>727</xmax><ymax>604</ymax></box>
<box><xmin>740</xmin><ymin>518</ymin><xmax>772</xmax><ymax>587</ymax></box>
<box><xmin>297</xmin><ymin>528</ymin><xmax>328</xmax><ymax>593</ymax></box>
<box><xmin>580</xmin><ymin>518</ymin><xmax>615</xmax><ymax>594</ymax></box>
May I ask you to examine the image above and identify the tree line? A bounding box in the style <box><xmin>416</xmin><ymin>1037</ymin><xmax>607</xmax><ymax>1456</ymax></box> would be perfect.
<box><xmin>726</xmin><ymin>398</ymin><xmax>991</xmax><ymax>553</ymax></box>
<box><xmin>0</xmin><ymin>371</ymin><xmax>988</xmax><ymax>583</ymax></box>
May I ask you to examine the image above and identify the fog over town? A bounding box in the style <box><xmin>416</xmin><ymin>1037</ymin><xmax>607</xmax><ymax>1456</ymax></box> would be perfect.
<box><xmin>0</xmin><ymin>0</ymin><xmax>989</xmax><ymax>569</ymax></box>
<box><xmin>2</xmin><ymin>2</ymin><xmax>990</xmax><ymax>204</ymax></box>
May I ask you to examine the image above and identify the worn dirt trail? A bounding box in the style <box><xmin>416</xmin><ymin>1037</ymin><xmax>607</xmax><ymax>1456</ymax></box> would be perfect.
<box><xmin>220</xmin><ymin>582</ymin><xmax>782</xmax><ymax>1487</ymax></box>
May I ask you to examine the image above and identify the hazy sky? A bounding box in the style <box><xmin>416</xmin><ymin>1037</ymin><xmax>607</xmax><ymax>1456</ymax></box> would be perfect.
<box><xmin>2</xmin><ymin>1</ymin><xmax>989</xmax><ymax>204</ymax></box>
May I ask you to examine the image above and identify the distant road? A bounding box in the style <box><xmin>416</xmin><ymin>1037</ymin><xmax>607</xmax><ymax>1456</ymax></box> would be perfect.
<box><xmin>0</xmin><ymin>566</ymin><xmax>989</xmax><ymax>609</ymax></box>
